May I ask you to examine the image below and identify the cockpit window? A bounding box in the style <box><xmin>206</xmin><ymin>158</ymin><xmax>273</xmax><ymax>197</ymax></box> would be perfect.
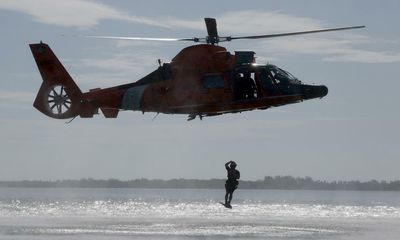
<box><xmin>260</xmin><ymin>69</ymin><xmax>274</xmax><ymax>87</ymax></box>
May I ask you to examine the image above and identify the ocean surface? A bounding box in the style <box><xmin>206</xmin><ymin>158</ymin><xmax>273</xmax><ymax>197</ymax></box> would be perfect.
<box><xmin>0</xmin><ymin>188</ymin><xmax>399</xmax><ymax>239</ymax></box>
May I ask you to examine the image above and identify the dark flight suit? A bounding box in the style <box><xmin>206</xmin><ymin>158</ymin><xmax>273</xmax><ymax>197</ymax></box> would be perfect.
<box><xmin>225</xmin><ymin>167</ymin><xmax>240</xmax><ymax>193</ymax></box>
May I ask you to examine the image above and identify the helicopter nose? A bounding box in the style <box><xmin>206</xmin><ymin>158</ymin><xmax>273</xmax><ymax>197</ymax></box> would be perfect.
<box><xmin>319</xmin><ymin>85</ymin><xmax>328</xmax><ymax>98</ymax></box>
<box><xmin>303</xmin><ymin>85</ymin><xmax>328</xmax><ymax>99</ymax></box>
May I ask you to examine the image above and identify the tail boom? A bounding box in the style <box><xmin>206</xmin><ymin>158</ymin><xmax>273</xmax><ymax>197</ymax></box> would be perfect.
<box><xmin>30</xmin><ymin>42</ymin><xmax>97</xmax><ymax>119</ymax></box>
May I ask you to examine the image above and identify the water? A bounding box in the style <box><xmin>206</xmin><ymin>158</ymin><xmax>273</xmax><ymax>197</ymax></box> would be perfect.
<box><xmin>0</xmin><ymin>188</ymin><xmax>400</xmax><ymax>239</ymax></box>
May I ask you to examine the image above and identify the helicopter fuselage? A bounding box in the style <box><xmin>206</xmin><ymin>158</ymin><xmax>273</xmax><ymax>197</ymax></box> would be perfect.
<box><xmin>30</xmin><ymin>42</ymin><xmax>327</xmax><ymax>120</ymax></box>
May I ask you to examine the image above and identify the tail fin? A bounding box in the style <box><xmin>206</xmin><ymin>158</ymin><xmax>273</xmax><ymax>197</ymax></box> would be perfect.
<box><xmin>30</xmin><ymin>42</ymin><xmax>95</xmax><ymax>119</ymax></box>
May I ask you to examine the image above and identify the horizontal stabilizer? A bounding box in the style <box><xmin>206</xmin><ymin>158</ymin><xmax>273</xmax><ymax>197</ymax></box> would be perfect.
<box><xmin>101</xmin><ymin>108</ymin><xmax>119</xmax><ymax>118</ymax></box>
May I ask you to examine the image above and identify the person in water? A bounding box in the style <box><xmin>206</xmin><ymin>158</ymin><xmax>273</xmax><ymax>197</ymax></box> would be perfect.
<box><xmin>224</xmin><ymin>161</ymin><xmax>240</xmax><ymax>207</ymax></box>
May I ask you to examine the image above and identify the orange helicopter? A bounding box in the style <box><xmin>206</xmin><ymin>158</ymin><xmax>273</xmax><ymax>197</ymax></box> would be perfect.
<box><xmin>30</xmin><ymin>18</ymin><xmax>364</xmax><ymax>121</ymax></box>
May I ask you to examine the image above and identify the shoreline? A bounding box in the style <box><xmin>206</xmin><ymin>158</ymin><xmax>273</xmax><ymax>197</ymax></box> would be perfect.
<box><xmin>1</xmin><ymin>176</ymin><xmax>399</xmax><ymax>191</ymax></box>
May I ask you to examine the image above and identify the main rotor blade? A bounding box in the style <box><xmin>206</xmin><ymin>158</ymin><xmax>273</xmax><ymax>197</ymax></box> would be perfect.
<box><xmin>85</xmin><ymin>35</ymin><xmax>196</xmax><ymax>42</ymax></box>
<box><xmin>204</xmin><ymin>18</ymin><xmax>219</xmax><ymax>43</ymax></box>
<box><xmin>227</xmin><ymin>25</ymin><xmax>365</xmax><ymax>41</ymax></box>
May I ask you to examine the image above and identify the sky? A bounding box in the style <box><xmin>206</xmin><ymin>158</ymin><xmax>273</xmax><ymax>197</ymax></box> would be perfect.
<box><xmin>0</xmin><ymin>0</ymin><xmax>399</xmax><ymax>181</ymax></box>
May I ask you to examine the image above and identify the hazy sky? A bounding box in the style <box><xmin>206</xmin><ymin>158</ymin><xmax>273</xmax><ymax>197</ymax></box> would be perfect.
<box><xmin>0</xmin><ymin>0</ymin><xmax>399</xmax><ymax>181</ymax></box>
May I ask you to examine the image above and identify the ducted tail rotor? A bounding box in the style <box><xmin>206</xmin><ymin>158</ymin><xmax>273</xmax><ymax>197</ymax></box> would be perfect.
<box><xmin>46</xmin><ymin>85</ymin><xmax>72</xmax><ymax>116</ymax></box>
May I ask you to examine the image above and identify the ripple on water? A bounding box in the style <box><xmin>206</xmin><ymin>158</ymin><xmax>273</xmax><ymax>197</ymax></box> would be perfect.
<box><xmin>1</xmin><ymin>199</ymin><xmax>400</xmax><ymax>219</ymax></box>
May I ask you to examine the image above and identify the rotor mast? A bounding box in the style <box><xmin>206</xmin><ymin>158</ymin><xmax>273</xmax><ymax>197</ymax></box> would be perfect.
<box><xmin>204</xmin><ymin>18</ymin><xmax>219</xmax><ymax>45</ymax></box>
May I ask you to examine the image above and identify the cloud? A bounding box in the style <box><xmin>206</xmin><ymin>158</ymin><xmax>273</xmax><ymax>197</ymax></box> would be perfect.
<box><xmin>5</xmin><ymin>0</ymin><xmax>397</xmax><ymax>64</ymax></box>
<box><xmin>0</xmin><ymin>0</ymin><xmax>168</xmax><ymax>28</ymax></box>
<box><xmin>255</xmin><ymin>35</ymin><xmax>400</xmax><ymax>63</ymax></box>
<box><xmin>0</xmin><ymin>90</ymin><xmax>35</xmax><ymax>103</ymax></box>
<box><xmin>71</xmin><ymin>52</ymin><xmax>161</xmax><ymax>88</ymax></box>
<box><xmin>80</xmin><ymin>53</ymin><xmax>152</xmax><ymax>73</ymax></box>
<box><xmin>323</xmin><ymin>49</ymin><xmax>400</xmax><ymax>63</ymax></box>
<box><xmin>217</xmin><ymin>10</ymin><xmax>324</xmax><ymax>35</ymax></box>
<box><xmin>0</xmin><ymin>90</ymin><xmax>35</xmax><ymax>110</ymax></box>
<box><xmin>0</xmin><ymin>2</ymin><xmax>322</xmax><ymax>32</ymax></box>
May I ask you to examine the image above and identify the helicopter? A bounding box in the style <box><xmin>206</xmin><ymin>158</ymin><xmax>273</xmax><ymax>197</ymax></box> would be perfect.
<box><xmin>30</xmin><ymin>18</ymin><xmax>364</xmax><ymax>121</ymax></box>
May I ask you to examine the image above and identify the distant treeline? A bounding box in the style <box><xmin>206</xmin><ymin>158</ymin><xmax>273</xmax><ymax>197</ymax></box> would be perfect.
<box><xmin>1</xmin><ymin>176</ymin><xmax>400</xmax><ymax>191</ymax></box>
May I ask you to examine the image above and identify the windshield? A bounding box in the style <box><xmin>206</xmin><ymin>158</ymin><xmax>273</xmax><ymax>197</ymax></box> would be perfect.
<box><xmin>265</xmin><ymin>64</ymin><xmax>301</xmax><ymax>84</ymax></box>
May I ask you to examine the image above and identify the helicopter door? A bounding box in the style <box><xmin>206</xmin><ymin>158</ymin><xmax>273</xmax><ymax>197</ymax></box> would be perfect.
<box><xmin>232</xmin><ymin>71</ymin><xmax>259</xmax><ymax>100</ymax></box>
